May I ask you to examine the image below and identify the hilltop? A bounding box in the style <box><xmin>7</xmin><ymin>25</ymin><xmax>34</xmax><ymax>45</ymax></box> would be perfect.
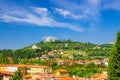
<box><xmin>0</xmin><ymin>39</ymin><xmax>113</xmax><ymax>77</ymax></box>
<box><xmin>0</xmin><ymin>39</ymin><xmax>113</xmax><ymax>62</ymax></box>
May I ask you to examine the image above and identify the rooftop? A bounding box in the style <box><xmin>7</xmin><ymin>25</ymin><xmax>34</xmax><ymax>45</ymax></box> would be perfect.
<box><xmin>0</xmin><ymin>64</ymin><xmax>51</xmax><ymax>68</ymax></box>
<box><xmin>0</xmin><ymin>71</ymin><xmax>14</xmax><ymax>75</ymax></box>
<box><xmin>0</xmin><ymin>71</ymin><xmax>32</xmax><ymax>79</ymax></box>
<box><xmin>54</xmin><ymin>69</ymin><xmax>68</xmax><ymax>72</ymax></box>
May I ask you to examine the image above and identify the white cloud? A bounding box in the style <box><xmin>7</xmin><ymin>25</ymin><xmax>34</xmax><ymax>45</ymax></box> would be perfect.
<box><xmin>52</xmin><ymin>0</ymin><xmax>102</xmax><ymax>23</ymax></box>
<box><xmin>55</xmin><ymin>8</ymin><xmax>83</xmax><ymax>19</ymax></box>
<box><xmin>51</xmin><ymin>0</ymin><xmax>103</xmax><ymax>31</ymax></box>
<box><xmin>32</xmin><ymin>7</ymin><xmax>49</xmax><ymax>16</ymax></box>
<box><xmin>1</xmin><ymin>7</ymin><xmax>83</xmax><ymax>32</ymax></box>
<box><xmin>55</xmin><ymin>8</ymin><xmax>70</xmax><ymax>17</ymax></box>
<box><xmin>53</xmin><ymin>0</ymin><xmax>120</xmax><ymax>19</ymax></box>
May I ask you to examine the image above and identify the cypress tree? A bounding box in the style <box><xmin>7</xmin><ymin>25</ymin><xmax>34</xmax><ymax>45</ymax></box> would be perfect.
<box><xmin>9</xmin><ymin>69</ymin><xmax>23</xmax><ymax>80</ymax></box>
<box><xmin>108</xmin><ymin>31</ymin><xmax>120</xmax><ymax>80</ymax></box>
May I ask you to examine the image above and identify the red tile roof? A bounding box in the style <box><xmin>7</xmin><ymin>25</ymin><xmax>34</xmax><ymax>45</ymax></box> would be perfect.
<box><xmin>0</xmin><ymin>71</ymin><xmax>32</xmax><ymax>79</ymax></box>
<box><xmin>0</xmin><ymin>64</ymin><xmax>51</xmax><ymax>68</ymax></box>
<box><xmin>0</xmin><ymin>71</ymin><xmax>14</xmax><ymax>75</ymax></box>
<box><xmin>23</xmin><ymin>74</ymin><xmax>32</xmax><ymax>79</ymax></box>
<box><xmin>54</xmin><ymin>69</ymin><xmax>68</xmax><ymax>72</ymax></box>
<box><xmin>59</xmin><ymin>77</ymin><xmax>75</xmax><ymax>80</ymax></box>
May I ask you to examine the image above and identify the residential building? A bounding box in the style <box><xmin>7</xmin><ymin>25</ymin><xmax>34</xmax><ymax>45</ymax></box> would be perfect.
<box><xmin>54</xmin><ymin>69</ymin><xmax>69</xmax><ymax>77</ymax></box>
<box><xmin>0</xmin><ymin>64</ymin><xmax>52</xmax><ymax>80</ymax></box>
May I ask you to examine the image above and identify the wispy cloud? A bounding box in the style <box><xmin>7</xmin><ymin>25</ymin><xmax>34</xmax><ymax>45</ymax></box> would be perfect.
<box><xmin>55</xmin><ymin>8</ymin><xmax>84</xmax><ymax>19</ymax></box>
<box><xmin>51</xmin><ymin>0</ymin><xmax>98</xmax><ymax>19</ymax></box>
<box><xmin>103</xmin><ymin>0</ymin><xmax>120</xmax><ymax>11</ymax></box>
<box><xmin>32</xmin><ymin>7</ymin><xmax>49</xmax><ymax>16</ymax></box>
<box><xmin>53</xmin><ymin>0</ymin><xmax>120</xmax><ymax>18</ymax></box>
<box><xmin>0</xmin><ymin>7</ymin><xmax>83</xmax><ymax>32</ymax></box>
<box><xmin>51</xmin><ymin>0</ymin><xmax>120</xmax><ymax>32</ymax></box>
<box><xmin>51</xmin><ymin>0</ymin><xmax>101</xmax><ymax>30</ymax></box>
<box><xmin>55</xmin><ymin>8</ymin><xmax>70</xmax><ymax>17</ymax></box>
<box><xmin>1</xmin><ymin>0</ymin><xmax>119</xmax><ymax>33</ymax></box>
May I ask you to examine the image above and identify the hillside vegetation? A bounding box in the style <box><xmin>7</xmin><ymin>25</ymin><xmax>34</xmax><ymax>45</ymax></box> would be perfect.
<box><xmin>0</xmin><ymin>40</ymin><xmax>113</xmax><ymax>77</ymax></box>
<box><xmin>0</xmin><ymin>40</ymin><xmax>112</xmax><ymax>63</ymax></box>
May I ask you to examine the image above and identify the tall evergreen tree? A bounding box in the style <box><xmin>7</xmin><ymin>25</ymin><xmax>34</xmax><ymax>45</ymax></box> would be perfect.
<box><xmin>9</xmin><ymin>69</ymin><xmax>23</xmax><ymax>80</ymax></box>
<box><xmin>108</xmin><ymin>31</ymin><xmax>120</xmax><ymax>80</ymax></box>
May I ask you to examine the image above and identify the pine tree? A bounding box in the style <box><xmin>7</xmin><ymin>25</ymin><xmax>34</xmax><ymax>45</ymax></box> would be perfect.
<box><xmin>9</xmin><ymin>69</ymin><xmax>23</xmax><ymax>80</ymax></box>
<box><xmin>108</xmin><ymin>31</ymin><xmax>120</xmax><ymax>80</ymax></box>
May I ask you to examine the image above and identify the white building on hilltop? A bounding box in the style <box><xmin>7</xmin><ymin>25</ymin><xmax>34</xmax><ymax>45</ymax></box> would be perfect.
<box><xmin>45</xmin><ymin>37</ymin><xmax>55</xmax><ymax>42</ymax></box>
<box><xmin>32</xmin><ymin>45</ymin><xmax>38</xmax><ymax>49</ymax></box>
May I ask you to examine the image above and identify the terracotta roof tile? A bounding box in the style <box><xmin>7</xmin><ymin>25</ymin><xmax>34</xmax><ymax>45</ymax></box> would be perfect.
<box><xmin>59</xmin><ymin>77</ymin><xmax>75</xmax><ymax>80</ymax></box>
<box><xmin>0</xmin><ymin>71</ymin><xmax>14</xmax><ymax>75</ymax></box>
<box><xmin>0</xmin><ymin>64</ymin><xmax>51</xmax><ymax>68</ymax></box>
<box><xmin>54</xmin><ymin>69</ymin><xmax>68</xmax><ymax>72</ymax></box>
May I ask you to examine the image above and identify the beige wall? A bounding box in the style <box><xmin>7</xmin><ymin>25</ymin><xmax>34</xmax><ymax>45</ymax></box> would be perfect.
<box><xmin>3</xmin><ymin>75</ymin><xmax>11</xmax><ymax>80</ymax></box>
<box><xmin>27</xmin><ymin>68</ymin><xmax>52</xmax><ymax>74</ymax></box>
<box><xmin>44</xmin><ymin>68</ymin><xmax>52</xmax><ymax>74</ymax></box>
<box><xmin>0</xmin><ymin>67</ymin><xmax>18</xmax><ymax>72</ymax></box>
<box><xmin>27</xmin><ymin>68</ymin><xmax>44</xmax><ymax>74</ymax></box>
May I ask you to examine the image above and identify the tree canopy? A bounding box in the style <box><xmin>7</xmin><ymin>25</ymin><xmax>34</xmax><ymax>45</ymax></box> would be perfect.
<box><xmin>9</xmin><ymin>69</ymin><xmax>23</xmax><ymax>80</ymax></box>
<box><xmin>108</xmin><ymin>31</ymin><xmax>120</xmax><ymax>80</ymax></box>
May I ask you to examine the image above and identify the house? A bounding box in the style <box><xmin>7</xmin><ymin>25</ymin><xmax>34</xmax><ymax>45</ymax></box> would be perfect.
<box><xmin>45</xmin><ymin>37</ymin><xmax>55</xmax><ymax>42</ymax></box>
<box><xmin>0</xmin><ymin>71</ymin><xmax>14</xmax><ymax>80</ymax></box>
<box><xmin>56</xmin><ymin>59</ymin><xmax>64</xmax><ymax>65</ymax></box>
<box><xmin>77</xmin><ymin>60</ymin><xmax>91</xmax><ymax>65</ymax></box>
<box><xmin>32</xmin><ymin>45</ymin><xmax>38</xmax><ymax>49</ymax></box>
<box><xmin>91</xmin><ymin>60</ymin><xmax>102</xmax><ymax>65</ymax></box>
<box><xmin>91</xmin><ymin>71</ymin><xmax>108</xmax><ymax>80</ymax></box>
<box><xmin>0</xmin><ymin>64</ymin><xmax>52</xmax><ymax>80</ymax></box>
<box><xmin>93</xmin><ymin>46</ymin><xmax>101</xmax><ymax>49</ymax></box>
<box><xmin>59</xmin><ymin>77</ymin><xmax>75</xmax><ymax>80</ymax></box>
<box><xmin>102</xmin><ymin>58</ymin><xmax>108</xmax><ymax>66</ymax></box>
<box><xmin>91</xmin><ymin>74</ymin><xmax>107</xmax><ymax>80</ymax></box>
<box><xmin>0</xmin><ymin>71</ymin><xmax>32</xmax><ymax>80</ymax></box>
<box><xmin>54</xmin><ymin>69</ymin><xmax>69</xmax><ymax>77</ymax></box>
<box><xmin>64</xmin><ymin>59</ymin><xmax>75</xmax><ymax>67</ymax></box>
<box><xmin>40</xmin><ymin>54</ymin><xmax>50</xmax><ymax>60</ymax></box>
<box><xmin>48</xmin><ymin>51</ymin><xmax>57</xmax><ymax>56</ymax></box>
<box><xmin>27</xmin><ymin>65</ymin><xmax>52</xmax><ymax>74</ymax></box>
<box><xmin>48</xmin><ymin>50</ymin><xmax>63</xmax><ymax>56</ymax></box>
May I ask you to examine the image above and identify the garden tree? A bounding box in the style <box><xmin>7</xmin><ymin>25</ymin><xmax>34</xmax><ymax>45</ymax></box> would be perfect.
<box><xmin>0</xmin><ymin>53</ymin><xmax>9</xmax><ymax>63</ymax></box>
<box><xmin>9</xmin><ymin>69</ymin><xmax>23</xmax><ymax>80</ymax></box>
<box><xmin>108</xmin><ymin>31</ymin><xmax>120</xmax><ymax>80</ymax></box>
<box><xmin>87</xmin><ymin>62</ymin><xmax>95</xmax><ymax>68</ymax></box>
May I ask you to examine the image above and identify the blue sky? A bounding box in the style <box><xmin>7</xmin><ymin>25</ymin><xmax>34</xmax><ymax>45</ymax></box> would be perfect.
<box><xmin>0</xmin><ymin>0</ymin><xmax>120</xmax><ymax>49</ymax></box>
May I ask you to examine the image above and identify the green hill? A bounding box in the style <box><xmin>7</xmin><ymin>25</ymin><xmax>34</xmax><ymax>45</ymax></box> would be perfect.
<box><xmin>0</xmin><ymin>40</ymin><xmax>113</xmax><ymax>63</ymax></box>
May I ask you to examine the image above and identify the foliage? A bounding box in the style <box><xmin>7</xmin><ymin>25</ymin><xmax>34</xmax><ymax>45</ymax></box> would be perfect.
<box><xmin>67</xmin><ymin>63</ymin><xmax>102</xmax><ymax>77</ymax></box>
<box><xmin>9</xmin><ymin>69</ymin><xmax>23</xmax><ymax>80</ymax></box>
<box><xmin>0</xmin><ymin>39</ymin><xmax>113</xmax><ymax>78</ymax></box>
<box><xmin>108</xmin><ymin>31</ymin><xmax>120</xmax><ymax>80</ymax></box>
<box><xmin>0</xmin><ymin>40</ymin><xmax>112</xmax><ymax>63</ymax></box>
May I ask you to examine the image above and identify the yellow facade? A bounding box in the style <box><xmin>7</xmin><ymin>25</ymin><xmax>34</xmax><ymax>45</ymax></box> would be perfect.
<box><xmin>27</xmin><ymin>68</ymin><xmax>52</xmax><ymax>74</ymax></box>
<box><xmin>0</xmin><ymin>67</ymin><xmax>7</xmax><ymax>71</ymax></box>
<box><xmin>55</xmin><ymin>69</ymin><xmax>69</xmax><ymax>76</ymax></box>
<box><xmin>27</xmin><ymin>68</ymin><xmax>44</xmax><ymax>74</ymax></box>
<box><xmin>56</xmin><ymin>72</ymin><xmax>60</xmax><ymax>76</ymax></box>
